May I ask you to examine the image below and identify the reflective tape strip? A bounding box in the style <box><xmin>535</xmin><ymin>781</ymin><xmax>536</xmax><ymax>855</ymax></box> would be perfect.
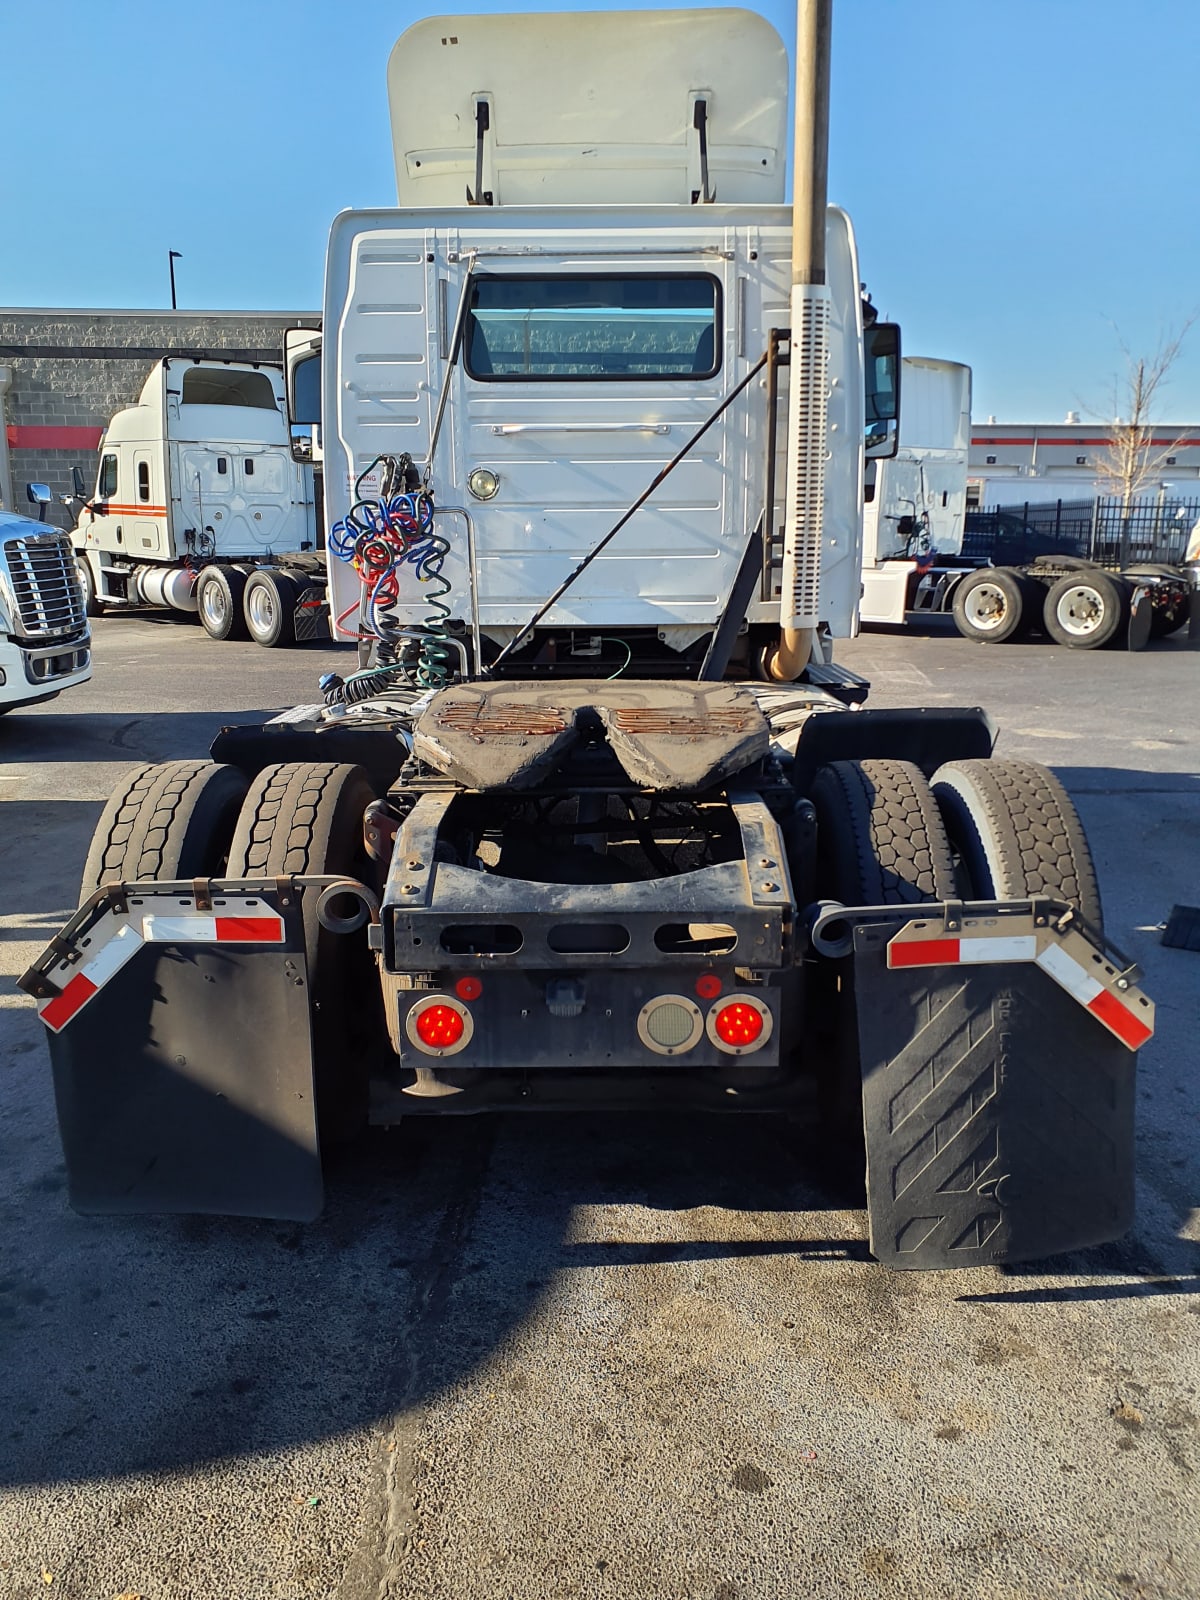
<box><xmin>142</xmin><ymin>914</ymin><xmax>285</xmax><ymax>943</ymax></box>
<box><xmin>1089</xmin><ymin>987</ymin><xmax>1154</xmax><ymax>1051</ymax></box>
<box><xmin>888</xmin><ymin>933</ymin><xmax>1038</xmax><ymax>968</ymax></box>
<box><xmin>1035</xmin><ymin>941</ymin><xmax>1102</xmax><ymax>1004</ymax></box>
<box><xmin>886</xmin><ymin>924</ymin><xmax>1153</xmax><ymax>1051</ymax></box>
<box><xmin>1036</xmin><ymin>944</ymin><xmax>1153</xmax><ymax>1049</ymax></box>
<box><xmin>959</xmin><ymin>934</ymin><xmax>1038</xmax><ymax>964</ymax></box>
<box><xmin>888</xmin><ymin>937</ymin><xmax>960</xmax><ymax>968</ymax></box>
<box><xmin>39</xmin><ymin>922</ymin><xmax>144</xmax><ymax>1033</ymax></box>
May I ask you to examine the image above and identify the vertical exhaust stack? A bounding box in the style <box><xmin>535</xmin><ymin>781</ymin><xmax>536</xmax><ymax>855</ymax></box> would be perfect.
<box><xmin>766</xmin><ymin>0</ymin><xmax>831</xmax><ymax>682</ymax></box>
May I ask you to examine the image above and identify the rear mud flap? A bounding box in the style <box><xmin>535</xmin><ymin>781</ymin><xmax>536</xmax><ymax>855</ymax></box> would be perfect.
<box><xmin>853</xmin><ymin>923</ymin><xmax>1137</xmax><ymax>1270</ymax></box>
<box><xmin>24</xmin><ymin>887</ymin><xmax>322</xmax><ymax>1221</ymax></box>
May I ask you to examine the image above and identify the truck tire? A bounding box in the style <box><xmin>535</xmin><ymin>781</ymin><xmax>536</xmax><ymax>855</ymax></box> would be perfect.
<box><xmin>931</xmin><ymin>758</ymin><xmax>1103</xmax><ymax>929</ymax></box>
<box><xmin>809</xmin><ymin>761</ymin><xmax>955</xmax><ymax>1143</ymax></box>
<box><xmin>75</xmin><ymin>553</ymin><xmax>104</xmax><ymax>618</ymax></box>
<box><xmin>243</xmin><ymin>568</ymin><xmax>298</xmax><ymax>648</ymax></box>
<box><xmin>196</xmin><ymin>565</ymin><xmax>249</xmax><ymax>641</ymax></box>
<box><xmin>80</xmin><ymin>759</ymin><xmax>249</xmax><ymax>900</ymax></box>
<box><xmin>226</xmin><ymin>762</ymin><xmax>380</xmax><ymax>1138</ymax></box>
<box><xmin>810</xmin><ymin>758</ymin><xmax>957</xmax><ymax>905</ymax></box>
<box><xmin>1042</xmin><ymin>571</ymin><xmax>1127</xmax><ymax>649</ymax></box>
<box><xmin>951</xmin><ymin>567</ymin><xmax>1028</xmax><ymax>643</ymax></box>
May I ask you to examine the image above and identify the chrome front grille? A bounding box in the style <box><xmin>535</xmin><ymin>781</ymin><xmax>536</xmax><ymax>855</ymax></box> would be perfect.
<box><xmin>3</xmin><ymin>533</ymin><xmax>87</xmax><ymax>640</ymax></box>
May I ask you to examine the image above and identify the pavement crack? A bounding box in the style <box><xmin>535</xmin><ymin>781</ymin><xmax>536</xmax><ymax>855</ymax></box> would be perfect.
<box><xmin>348</xmin><ymin>1120</ymin><xmax>498</xmax><ymax>1600</ymax></box>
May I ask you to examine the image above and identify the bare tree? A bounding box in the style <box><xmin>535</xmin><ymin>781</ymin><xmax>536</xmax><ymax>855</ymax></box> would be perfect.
<box><xmin>1090</xmin><ymin>318</ymin><xmax>1196</xmax><ymax>507</ymax></box>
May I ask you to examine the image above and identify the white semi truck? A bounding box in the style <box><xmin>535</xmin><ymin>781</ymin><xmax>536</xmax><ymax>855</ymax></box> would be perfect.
<box><xmin>858</xmin><ymin>357</ymin><xmax>1189</xmax><ymax>646</ymax></box>
<box><xmin>69</xmin><ymin>358</ymin><xmax>328</xmax><ymax>646</ymax></box>
<box><xmin>22</xmin><ymin>3</ymin><xmax>1152</xmax><ymax>1269</ymax></box>
<box><xmin>0</xmin><ymin>489</ymin><xmax>91</xmax><ymax>713</ymax></box>
<box><xmin>860</xmin><ymin>356</ymin><xmax>971</xmax><ymax>626</ymax></box>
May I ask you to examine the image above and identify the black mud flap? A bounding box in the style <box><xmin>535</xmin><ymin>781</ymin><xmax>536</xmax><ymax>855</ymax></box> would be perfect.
<box><xmin>854</xmin><ymin>924</ymin><xmax>1136</xmax><ymax>1270</ymax></box>
<box><xmin>25</xmin><ymin>887</ymin><xmax>322</xmax><ymax>1221</ymax></box>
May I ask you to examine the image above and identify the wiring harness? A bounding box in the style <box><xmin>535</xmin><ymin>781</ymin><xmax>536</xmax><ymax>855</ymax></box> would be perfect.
<box><xmin>324</xmin><ymin>454</ymin><xmax>457</xmax><ymax>706</ymax></box>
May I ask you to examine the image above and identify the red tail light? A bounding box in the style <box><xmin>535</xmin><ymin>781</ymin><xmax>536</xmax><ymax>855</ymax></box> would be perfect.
<box><xmin>713</xmin><ymin>1003</ymin><xmax>763</xmax><ymax>1047</ymax></box>
<box><xmin>415</xmin><ymin>1004</ymin><xmax>465</xmax><ymax>1048</ymax></box>
<box><xmin>405</xmin><ymin>994</ymin><xmax>474</xmax><ymax>1056</ymax></box>
<box><xmin>706</xmin><ymin>994</ymin><xmax>773</xmax><ymax>1056</ymax></box>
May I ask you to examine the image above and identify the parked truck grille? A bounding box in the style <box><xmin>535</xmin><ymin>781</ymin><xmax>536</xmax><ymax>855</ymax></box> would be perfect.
<box><xmin>3</xmin><ymin>534</ymin><xmax>87</xmax><ymax>639</ymax></box>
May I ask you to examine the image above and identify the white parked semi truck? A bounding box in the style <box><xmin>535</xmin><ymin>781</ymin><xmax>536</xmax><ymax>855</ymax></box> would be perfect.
<box><xmin>0</xmin><ymin>488</ymin><xmax>91</xmax><ymax>713</ymax></box>
<box><xmin>859</xmin><ymin>355</ymin><xmax>971</xmax><ymax>627</ymax></box>
<box><xmin>857</xmin><ymin>358</ymin><xmax>1189</xmax><ymax>647</ymax></box>
<box><xmin>69</xmin><ymin>358</ymin><xmax>328</xmax><ymax>646</ymax></box>
<box><xmin>22</xmin><ymin>3</ymin><xmax>1153</xmax><ymax>1269</ymax></box>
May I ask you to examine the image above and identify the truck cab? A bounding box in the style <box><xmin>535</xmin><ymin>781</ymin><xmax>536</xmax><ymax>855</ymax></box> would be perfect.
<box><xmin>72</xmin><ymin>359</ymin><xmax>324</xmax><ymax>645</ymax></box>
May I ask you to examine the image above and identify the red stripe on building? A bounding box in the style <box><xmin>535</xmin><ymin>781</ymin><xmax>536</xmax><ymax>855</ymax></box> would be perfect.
<box><xmin>7</xmin><ymin>425</ymin><xmax>104</xmax><ymax>451</ymax></box>
<box><xmin>41</xmin><ymin>972</ymin><xmax>98</xmax><ymax>1032</ymax></box>
<box><xmin>971</xmin><ymin>435</ymin><xmax>1200</xmax><ymax>449</ymax></box>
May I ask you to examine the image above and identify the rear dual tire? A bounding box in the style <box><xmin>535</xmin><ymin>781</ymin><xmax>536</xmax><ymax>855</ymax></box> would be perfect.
<box><xmin>931</xmin><ymin>758</ymin><xmax>1102</xmax><ymax>928</ymax></box>
<box><xmin>195</xmin><ymin>565</ymin><xmax>298</xmax><ymax>646</ymax></box>
<box><xmin>227</xmin><ymin>762</ymin><xmax>380</xmax><ymax>1138</ymax></box>
<box><xmin>79</xmin><ymin>759</ymin><xmax>249</xmax><ymax>900</ymax></box>
<box><xmin>808</xmin><ymin>756</ymin><xmax>1102</xmax><ymax>1142</ymax></box>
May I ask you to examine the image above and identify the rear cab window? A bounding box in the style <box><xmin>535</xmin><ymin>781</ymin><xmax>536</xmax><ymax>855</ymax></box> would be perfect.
<box><xmin>464</xmin><ymin>273</ymin><xmax>721</xmax><ymax>382</ymax></box>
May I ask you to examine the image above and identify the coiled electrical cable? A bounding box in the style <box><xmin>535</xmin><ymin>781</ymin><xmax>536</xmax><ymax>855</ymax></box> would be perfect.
<box><xmin>325</xmin><ymin>454</ymin><xmax>462</xmax><ymax>704</ymax></box>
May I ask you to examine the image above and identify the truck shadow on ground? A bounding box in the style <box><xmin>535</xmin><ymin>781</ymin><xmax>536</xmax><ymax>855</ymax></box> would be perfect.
<box><xmin>1</xmin><ymin>1100</ymin><xmax>1194</xmax><ymax>1489</ymax></box>
<box><xmin>0</xmin><ymin>709</ymin><xmax>296</xmax><ymax>766</ymax></box>
<box><xmin>0</xmin><ymin>1110</ymin><xmax>874</xmax><ymax>1488</ymax></box>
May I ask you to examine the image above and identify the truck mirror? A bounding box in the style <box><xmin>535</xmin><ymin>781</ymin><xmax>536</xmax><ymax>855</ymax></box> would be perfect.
<box><xmin>72</xmin><ymin>465</ymin><xmax>86</xmax><ymax>498</ymax></box>
<box><xmin>285</xmin><ymin>328</ymin><xmax>323</xmax><ymax>464</ymax></box>
<box><xmin>26</xmin><ymin>483</ymin><xmax>52</xmax><ymax>521</ymax></box>
<box><xmin>864</xmin><ymin>322</ymin><xmax>901</xmax><ymax>461</ymax></box>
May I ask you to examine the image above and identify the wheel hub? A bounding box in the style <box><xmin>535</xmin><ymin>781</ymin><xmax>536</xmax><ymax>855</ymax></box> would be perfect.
<box><xmin>249</xmin><ymin>585</ymin><xmax>275</xmax><ymax>632</ymax></box>
<box><xmin>200</xmin><ymin>583</ymin><xmax>227</xmax><ymax>628</ymax></box>
<box><xmin>965</xmin><ymin>583</ymin><xmax>1008</xmax><ymax>630</ymax></box>
<box><xmin>1057</xmin><ymin>584</ymin><xmax>1105</xmax><ymax>636</ymax></box>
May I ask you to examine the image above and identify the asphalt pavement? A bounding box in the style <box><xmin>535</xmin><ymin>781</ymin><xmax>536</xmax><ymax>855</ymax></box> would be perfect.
<box><xmin>0</xmin><ymin>611</ymin><xmax>1197</xmax><ymax>1600</ymax></box>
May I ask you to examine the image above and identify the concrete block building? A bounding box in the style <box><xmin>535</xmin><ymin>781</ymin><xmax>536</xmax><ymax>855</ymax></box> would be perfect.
<box><xmin>0</xmin><ymin>309</ymin><xmax>319</xmax><ymax>526</ymax></box>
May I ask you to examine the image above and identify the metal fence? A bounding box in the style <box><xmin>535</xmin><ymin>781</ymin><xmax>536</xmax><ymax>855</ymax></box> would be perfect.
<box><xmin>964</xmin><ymin>496</ymin><xmax>1200</xmax><ymax>566</ymax></box>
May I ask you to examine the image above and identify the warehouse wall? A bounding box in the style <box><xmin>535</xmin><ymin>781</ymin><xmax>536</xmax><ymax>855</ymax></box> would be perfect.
<box><xmin>0</xmin><ymin>309</ymin><xmax>319</xmax><ymax>526</ymax></box>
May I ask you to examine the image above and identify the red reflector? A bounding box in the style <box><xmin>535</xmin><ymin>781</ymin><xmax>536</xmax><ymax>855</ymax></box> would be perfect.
<box><xmin>713</xmin><ymin>1002</ymin><xmax>763</xmax><ymax>1047</ymax></box>
<box><xmin>1088</xmin><ymin>987</ymin><xmax>1153</xmax><ymax>1051</ymax></box>
<box><xmin>889</xmin><ymin>937</ymin><xmax>961</xmax><ymax>968</ymax></box>
<box><xmin>41</xmin><ymin>971</ymin><xmax>98</xmax><ymax>1032</ymax></box>
<box><xmin>695</xmin><ymin>973</ymin><xmax>722</xmax><ymax>1000</ymax></box>
<box><xmin>455</xmin><ymin>975</ymin><xmax>482</xmax><ymax>1001</ymax></box>
<box><xmin>415</xmin><ymin>1004</ymin><xmax>465</xmax><ymax>1049</ymax></box>
<box><xmin>214</xmin><ymin>915</ymin><xmax>285</xmax><ymax>943</ymax></box>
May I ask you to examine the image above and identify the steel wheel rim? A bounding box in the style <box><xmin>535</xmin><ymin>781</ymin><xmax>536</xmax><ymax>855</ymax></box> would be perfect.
<box><xmin>1056</xmin><ymin>584</ymin><xmax>1106</xmax><ymax>637</ymax></box>
<box><xmin>964</xmin><ymin>582</ymin><xmax>1009</xmax><ymax>631</ymax></box>
<box><xmin>199</xmin><ymin>581</ymin><xmax>227</xmax><ymax>630</ymax></box>
<box><xmin>248</xmin><ymin>583</ymin><xmax>276</xmax><ymax>633</ymax></box>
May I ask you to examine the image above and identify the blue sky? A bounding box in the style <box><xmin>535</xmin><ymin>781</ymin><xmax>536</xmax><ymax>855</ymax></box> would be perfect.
<box><xmin>3</xmin><ymin>0</ymin><xmax>1198</xmax><ymax>421</ymax></box>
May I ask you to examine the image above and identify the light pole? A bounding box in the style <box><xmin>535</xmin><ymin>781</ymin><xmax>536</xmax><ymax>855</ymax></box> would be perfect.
<box><xmin>168</xmin><ymin>250</ymin><xmax>182</xmax><ymax>311</ymax></box>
